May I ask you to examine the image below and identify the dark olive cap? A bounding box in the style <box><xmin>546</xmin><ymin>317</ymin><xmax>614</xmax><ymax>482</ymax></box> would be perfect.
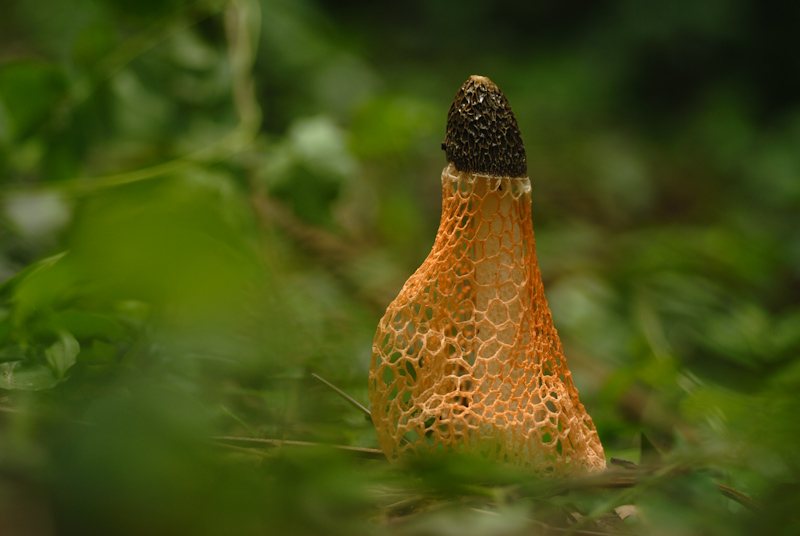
<box><xmin>443</xmin><ymin>75</ymin><xmax>527</xmax><ymax>178</ymax></box>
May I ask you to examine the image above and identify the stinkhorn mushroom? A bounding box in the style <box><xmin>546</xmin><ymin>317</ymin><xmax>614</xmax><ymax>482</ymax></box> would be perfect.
<box><xmin>369</xmin><ymin>75</ymin><xmax>606</xmax><ymax>475</ymax></box>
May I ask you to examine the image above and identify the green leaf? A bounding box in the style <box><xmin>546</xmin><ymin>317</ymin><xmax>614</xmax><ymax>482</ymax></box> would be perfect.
<box><xmin>50</xmin><ymin>310</ymin><xmax>127</xmax><ymax>341</ymax></box>
<box><xmin>0</xmin><ymin>360</ymin><xmax>59</xmax><ymax>390</ymax></box>
<box><xmin>5</xmin><ymin>251</ymin><xmax>74</xmax><ymax>326</ymax></box>
<box><xmin>81</xmin><ymin>339</ymin><xmax>118</xmax><ymax>365</ymax></box>
<box><xmin>0</xmin><ymin>251</ymin><xmax>68</xmax><ymax>300</ymax></box>
<box><xmin>0</xmin><ymin>344</ymin><xmax>27</xmax><ymax>363</ymax></box>
<box><xmin>0</xmin><ymin>60</ymin><xmax>68</xmax><ymax>140</ymax></box>
<box><xmin>44</xmin><ymin>331</ymin><xmax>80</xmax><ymax>379</ymax></box>
<box><xmin>0</xmin><ymin>307</ymin><xmax>11</xmax><ymax>345</ymax></box>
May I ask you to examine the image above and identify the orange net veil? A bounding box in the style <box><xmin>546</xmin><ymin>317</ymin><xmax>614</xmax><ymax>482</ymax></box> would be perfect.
<box><xmin>368</xmin><ymin>77</ymin><xmax>605</xmax><ymax>475</ymax></box>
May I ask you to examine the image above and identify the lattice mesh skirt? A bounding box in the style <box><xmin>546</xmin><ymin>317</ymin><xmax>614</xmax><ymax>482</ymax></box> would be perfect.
<box><xmin>369</xmin><ymin>163</ymin><xmax>606</xmax><ymax>476</ymax></box>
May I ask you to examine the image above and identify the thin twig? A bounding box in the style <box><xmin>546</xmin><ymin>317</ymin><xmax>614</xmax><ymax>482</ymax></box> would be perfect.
<box><xmin>716</xmin><ymin>483</ymin><xmax>762</xmax><ymax>512</ymax></box>
<box><xmin>608</xmin><ymin>457</ymin><xmax>638</xmax><ymax>470</ymax></box>
<box><xmin>552</xmin><ymin>470</ymin><xmax>761</xmax><ymax>513</ymax></box>
<box><xmin>605</xmin><ymin>459</ymin><xmax>762</xmax><ymax>512</ymax></box>
<box><xmin>212</xmin><ymin>435</ymin><xmax>386</xmax><ymax>460</ymax></box>
<box><xmin>530</xmin><ymin>518</ymin><xmax>629</xmax><ymax>536</ymax></box>
<box><xmin>219</xmin><ymin>404</ymin><xmax>258</xmax><ymax>437</ymax></box>
<box><xmin>310</xmin><ymin>372</ymin><xmax>411</xmax><ymax>447</ymax></box>
<box><xmin>311</xmin><ymin>373</ymin><xmax>372</xmax><ymax>417</ymax></box>
<box><xmin>213</xmin><ymin>441</ymin><xmax>273</xmax><ymax>458</ymax></box>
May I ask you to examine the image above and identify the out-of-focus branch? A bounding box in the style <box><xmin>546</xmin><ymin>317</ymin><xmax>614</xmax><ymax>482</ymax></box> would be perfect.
<box><xmin>3</xmin><ymin>0</ymin><xmax>262</xmax><ymax>196</ymax></box>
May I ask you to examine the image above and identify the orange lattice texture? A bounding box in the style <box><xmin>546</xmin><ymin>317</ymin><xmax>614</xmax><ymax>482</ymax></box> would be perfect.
<box><xmin>369</xmin><ymin>163</ymin><xmax>606</xmax><ymax>475</ymax></box>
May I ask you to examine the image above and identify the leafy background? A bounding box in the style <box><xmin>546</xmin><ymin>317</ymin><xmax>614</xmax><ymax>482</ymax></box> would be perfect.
<box><xmin>1</xmin><ymin>0</ymin><xmax>799</xmax><ymax>534</ymax></box>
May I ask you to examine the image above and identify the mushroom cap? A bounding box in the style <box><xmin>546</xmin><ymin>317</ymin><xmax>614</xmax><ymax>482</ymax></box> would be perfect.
<box><xmin>443</xmin><ymin>75</ymin><xmax>528</xmax><ymax>178</ymax></box>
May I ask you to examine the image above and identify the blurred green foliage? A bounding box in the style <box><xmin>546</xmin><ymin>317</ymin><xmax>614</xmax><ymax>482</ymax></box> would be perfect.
<box><xmin>1</xmin><ymin>0</ymin><xmax>799</xmax><ymax>534</ymax></box>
